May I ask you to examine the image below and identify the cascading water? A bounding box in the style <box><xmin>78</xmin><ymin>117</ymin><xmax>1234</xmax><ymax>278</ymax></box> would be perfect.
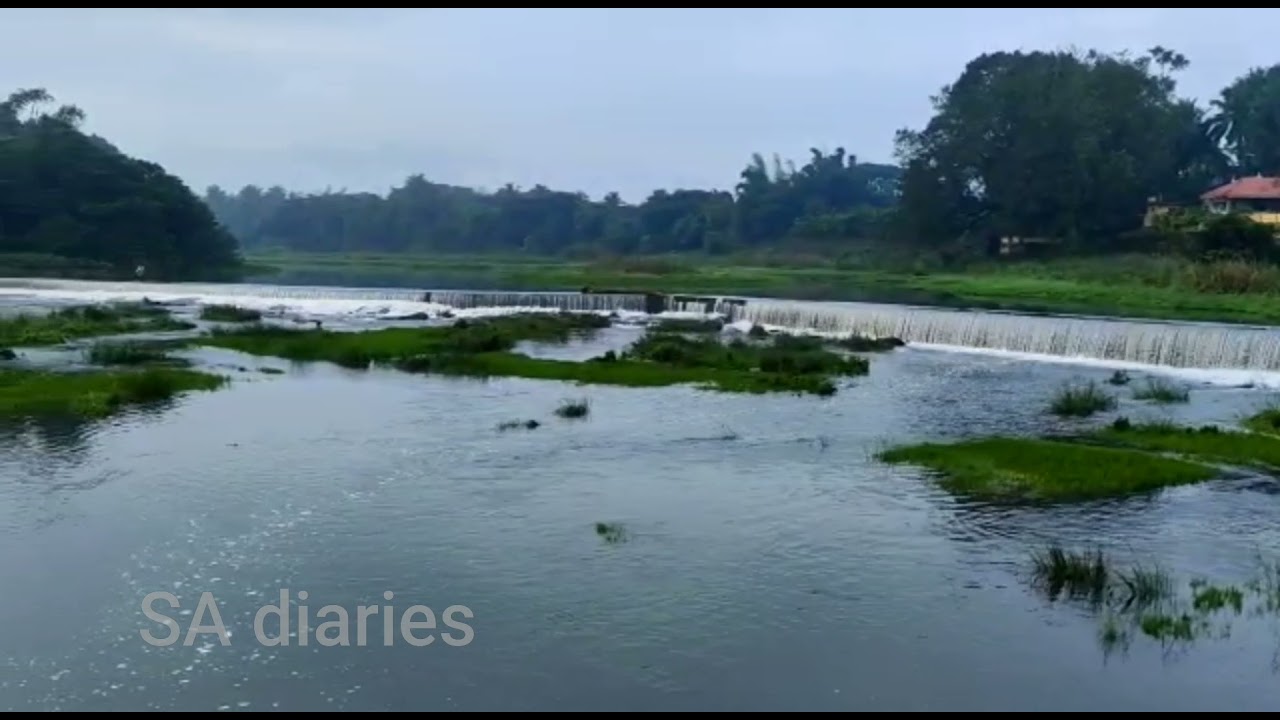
<box><xmin>424</xmin><ymin>290</ymin><xmax>650</xmax><ymax>312</ymax></box>
<box><xmin>731</xmin><ymin>298</ymin><xmax>1280</xmax><ymax>371</ymax></box>
<box><xmin>0</xmin><ymin>278</ymin><xmax>653</xmax><ymax>314</ymax></box>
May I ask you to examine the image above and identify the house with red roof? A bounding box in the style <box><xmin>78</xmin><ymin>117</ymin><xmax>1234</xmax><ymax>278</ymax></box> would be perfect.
<box><xmin>1200</xmin><ymin>176</ymin><xmax>1280</xmax><ymax>227</ymax></box>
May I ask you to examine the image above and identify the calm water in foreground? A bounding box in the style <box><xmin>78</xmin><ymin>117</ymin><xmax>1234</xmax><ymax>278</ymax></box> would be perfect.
<box><xmin>2</xmin><ymin>292</ymin><xmax>1280</xmax><ymax>711</ymax></box>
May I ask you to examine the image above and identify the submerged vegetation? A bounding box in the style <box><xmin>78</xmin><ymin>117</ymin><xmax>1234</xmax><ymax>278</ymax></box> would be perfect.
<box><xmin>1028</xmin><ymin>544</ymin><xmax>1280</xmax><ymax>655</ymax></box>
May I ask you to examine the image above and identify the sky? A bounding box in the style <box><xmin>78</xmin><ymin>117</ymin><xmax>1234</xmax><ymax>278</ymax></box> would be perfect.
<box><xmin>2</xmin><ymin>8</ymin><xmax>1277</xmax><ymax>203</ymax></box>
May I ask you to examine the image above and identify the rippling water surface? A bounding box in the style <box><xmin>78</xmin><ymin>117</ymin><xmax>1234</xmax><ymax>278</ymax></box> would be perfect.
<box><xmin>2</xmin><ymin>286</ymin><xmax>1280</xmax><ymax>711</ymax></box>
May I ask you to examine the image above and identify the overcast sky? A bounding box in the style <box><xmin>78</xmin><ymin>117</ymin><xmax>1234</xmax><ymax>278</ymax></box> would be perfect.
<box><xmin>2</xmin><ymin>8</ymin><xmax>1276</xmax><ymax>202</ymax></box>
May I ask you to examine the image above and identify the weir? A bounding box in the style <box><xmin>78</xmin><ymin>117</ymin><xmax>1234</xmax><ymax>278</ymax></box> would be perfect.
<box><xmin>7</xmin><ymin>276</ymin><xmax>1280</xmax><ymax>372</ymax></box>
<box><xmin>0</xmin><ymin>278</ymin><xmax>653</xmax><ymax>313</ymax></box>
<box><xmin>730</xmin><ymin>298</ymin><xmax>1280</xmax><ymax>371</ymax></box>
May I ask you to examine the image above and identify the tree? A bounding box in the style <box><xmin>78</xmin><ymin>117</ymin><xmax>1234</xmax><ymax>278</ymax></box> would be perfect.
<box><xmin>1207</xmin><ymin>64</ymin><xmax>1280</xmax><ymax>176</ymax></box>
<box><xmin>892</xmin><ymin>48</ymin><xmax>1221</xmax><ymax>254</ymax></box>
<box><xmin>0</xmin><ymin>87</ymin><xmax>243</xmax><ymax>280</ymax></box>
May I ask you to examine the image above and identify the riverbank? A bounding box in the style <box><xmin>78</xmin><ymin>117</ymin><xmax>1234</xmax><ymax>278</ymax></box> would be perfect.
<box><xmin>244</xmin><ymin>251</ymin><xmax>1280</xmax><ymax>327</ymax></box>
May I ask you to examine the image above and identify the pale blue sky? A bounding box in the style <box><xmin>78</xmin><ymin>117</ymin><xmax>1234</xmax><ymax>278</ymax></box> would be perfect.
<box><xmin>2</xmin><ymin>8</ymin><xmax>1276</xmax><ymax>201</ymax></box>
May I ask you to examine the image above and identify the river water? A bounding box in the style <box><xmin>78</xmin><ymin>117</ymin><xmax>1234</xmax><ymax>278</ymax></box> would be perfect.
<box><xmin>1</xmin><ymin>280</ymin><xmax>1279</xmax><ymax>711</ymax></box>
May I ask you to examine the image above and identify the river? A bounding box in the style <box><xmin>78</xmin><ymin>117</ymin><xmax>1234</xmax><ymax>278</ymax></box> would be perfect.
<box><xmin>0</xmin><ymin>278</ymin><xmax>1278</xmax><ymax>711</ymax></box>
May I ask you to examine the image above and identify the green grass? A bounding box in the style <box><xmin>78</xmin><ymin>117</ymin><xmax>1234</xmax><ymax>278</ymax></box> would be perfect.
<box><xmin>195</xmin><ymin>313</ymin><xmax>864</xmax><ymax>396</ymax></box>
<box><xmin>1027</xmin><ymin>543</ymin><xmax>1280</xmax><ymax>653</ymax></box>
<box><xmin>0</xmin><ymin>367</ymin><xmax>228</xmax><ymax>418</ymax></box>
<box><xmin>199</xmin><ymin>304</ymin><xmax>263</xmax><ymax>322</ymax></box>
<box><xmin>1132</xmin><ymin>377</ymin><xmax>1190</xmax><ymax>403</ymax></box>
<box><xmin>1049</xmin><ymin>380</ymin><xmax>1117</xmax><ymax>417</ymax></box>
<box><xmin>1242</xmin><ymin>406</ymin><xmax>1280</xmax><ymax>436</ymax></box>
<box><xmin>877</xmin><ymin>437</ymin><xmax>1216</xmax><ymax>502</ymax></box>
<box><xmin>85</xmin><ymin>341</ymin><xmax>187</xmax><ymax>367</ymax></box>
<box><xmin>247</xmin><ymin>251</ymin><xmax>1280</xmax><ymax>326</ymax></box>
<box><xmin>1096</xmin><ymin>420</ymin><xmax>1280</xmax><ymax>471</ymax></box>
<box><xmin>0</xmin><ymin>304</ymin><xmax>193</xmax><ymax>347</ymax></box>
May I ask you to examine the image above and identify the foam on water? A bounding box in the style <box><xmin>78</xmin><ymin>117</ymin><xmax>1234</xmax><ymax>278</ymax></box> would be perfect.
<box><xmin>0</xmin><ymin>278</ymin><xmax>650</xmax><ymax>321</ymax></box>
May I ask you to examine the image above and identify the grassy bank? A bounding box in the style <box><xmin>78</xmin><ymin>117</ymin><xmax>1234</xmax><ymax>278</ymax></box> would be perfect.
<box><xmin>0</xmin><ymin>304</ymin><xmax>193</xmax><ymax>349</ymax></box>
<box><xmin>194</xmin><ymin>313</ymin><xmax>870</xmax><ymax>396</ymax></box>
<box><xmin>246</xmin><ymin>251</ymin><xmax>1280</xmax><ymax>326</ymax></box>
<box><xmin>0</xmin><ymin>367</ymin><xmax>227</xmax><ymax>418</ymax></box>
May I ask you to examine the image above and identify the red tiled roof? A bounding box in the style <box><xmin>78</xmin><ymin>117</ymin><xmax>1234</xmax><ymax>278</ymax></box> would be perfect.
<box><xmin>1201</xmin><ymin>176</ymin><xmax>1280</xmax><ymax>201</ymax></box>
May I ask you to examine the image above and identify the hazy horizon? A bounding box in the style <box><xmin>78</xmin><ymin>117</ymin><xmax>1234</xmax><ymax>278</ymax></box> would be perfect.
<box><xmin>4</xmin><ymin>8</ymin><xmax>1278</xmax><ymax>202</ymax></box>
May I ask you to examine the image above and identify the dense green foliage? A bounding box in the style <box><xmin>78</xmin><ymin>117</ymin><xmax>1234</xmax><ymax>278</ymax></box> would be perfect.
<box><xmin>0</xmin><ymin>88</ymin><xmax>243</xmax><ymax>280</ymax></box>
<box><xmin>207</xmin><ymin>48</ymin><xmax>1280</xmax><ymax>265</ymax></box>
<box><xmin>206</xmin><ymin>149</ymin><xmax>900</xmax><ymax>256</ymax></box>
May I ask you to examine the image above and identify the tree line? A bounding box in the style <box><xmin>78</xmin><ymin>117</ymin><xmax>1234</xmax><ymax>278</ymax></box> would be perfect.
<box><xmin>5</xmin><ymin>44</ymin><xmax>1280</xmax><ymax>279</ymax></box>
<box><xmin>205</xmin><ymin>47</ymin><xmax>1280</xmax><ymax>264</ymax></box>
<box><xmin>0</xmin><ymin>89</ymin><xmax>243</xmax><ymax>280</ymax></box>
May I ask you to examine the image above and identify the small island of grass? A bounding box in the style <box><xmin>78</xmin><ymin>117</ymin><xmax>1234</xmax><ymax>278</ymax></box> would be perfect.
<box><xmin>877</xmin><ymin>437</ymin><xmax>1216</xmax><ymax>502</ymax></box>
<box><xmin>0</xmin><ymin>366</ymin><xmax>228</xmax><ymax>419</ymax></box>
<box><xmin>0</xmin><ymin>304</ymin><xmax>193</xmax><ymax>347</ymax></box>
<box><xmin>194</xmin><ymin>312</ymin><xmax>867</xmax><ymax>396</ymax></box>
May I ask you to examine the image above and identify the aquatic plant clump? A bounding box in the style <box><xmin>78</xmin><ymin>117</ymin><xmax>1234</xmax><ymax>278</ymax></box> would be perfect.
<box><xmin>0</xmin><ymin>303</ymin><xmax>194</xmax><ymax>347</ymax></box>
<box><xmin>199</xmin><ymin>304</ymin><xmax>263</xmax><ymax>322</ymax></box>
<box><xmin>1048</xmin><ymin>380</ymin><xmax>1116</xmax><ymax>417</ymax></box>
<box><xmin>0</xmin><ymin>367</ymin><xmax>228</xmax><ymax>419</ymax></box>
<box><xmin>85</xmin><ymin>341</ymin><xmax>188</xmax><ymax>367</ymax></box>
<box><xmin>877</xmin><ymin>437</ymin><xmax>1216</xmax><ymax>502</ymax></box>
<box><xmin>1131</xmin><ymin>377</ymin><xmax>1190</xmax><ymax>404</ymax></box>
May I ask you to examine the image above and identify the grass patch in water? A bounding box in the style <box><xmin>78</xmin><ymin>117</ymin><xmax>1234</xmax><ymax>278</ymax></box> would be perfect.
<box><xmin>198</xmin><ymin>313</ymin><xmax>858</xmax><ymax>396</ymax></box>
<box><xmin>877</xmin><ymin>437</ymin><xmax>1216</xmax><ymax>502</ymax></box>
<box><xmin>1097</xmin><ymin>420</ymin><xmax>1280</xmax><ymax>472</ymax></box>
<box><xmin>85</xmin><ymin>341</ymin><xmax>188</xmax><ymax>367</ymax></box>
<box><xmin>199</xmin><ymin>304</ymin><xmax>263</xmax><ymax>322</ymax></box>
<box><xmin>0</xmin><ymin>303</ymin><xmax>193</xmax><ymax>347</ymax></box>
<box><xmin>1027</xmin><ymin>544</ymin><xmax>1280</xmax><ymax>657</ymax></box>
<box><xmin>199</xmin><ymin>313</ymin><xmax>611</xmax><ymax>369</ymax></box>
<box><xmin>595</xmin><ymin>522</ymin><xmax>627</xmax><ymax>544</ymax></box>
<box><xmin>1132</xmin><ymin>377</ymin><xmax>1190</xmax><ymax>403</ymax></box>
<box><xmin>0</xmin><ymin>367</ymin><xmax>227</xmax><ymax>418</ymax></box>
<box><xmin>554</xmin><ymin>398</ymin><xmax>590</xmax><ymax>419</ymax></box>
<box><xmin>1048</xmin><ymin>380</ymin><xmax>1116</xmax><ymax>417</ymax></box>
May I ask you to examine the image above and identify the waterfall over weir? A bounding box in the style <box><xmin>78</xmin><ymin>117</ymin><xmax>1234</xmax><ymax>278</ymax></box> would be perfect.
<box><xmin>729</xmin><ymin>298</ymin><xmax>1280</xmax><ymax>371</ymax></box>
<box><xmin>0</xmin><ymin>278</ymin><xmax>654</xmax><ymax>314</ymax></box>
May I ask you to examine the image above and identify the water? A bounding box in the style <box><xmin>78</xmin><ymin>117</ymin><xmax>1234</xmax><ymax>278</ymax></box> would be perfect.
<box><xmin>2</xmin><ymin>281</ymin><xmax>1280</xmax><ymax>711</ymax></box>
